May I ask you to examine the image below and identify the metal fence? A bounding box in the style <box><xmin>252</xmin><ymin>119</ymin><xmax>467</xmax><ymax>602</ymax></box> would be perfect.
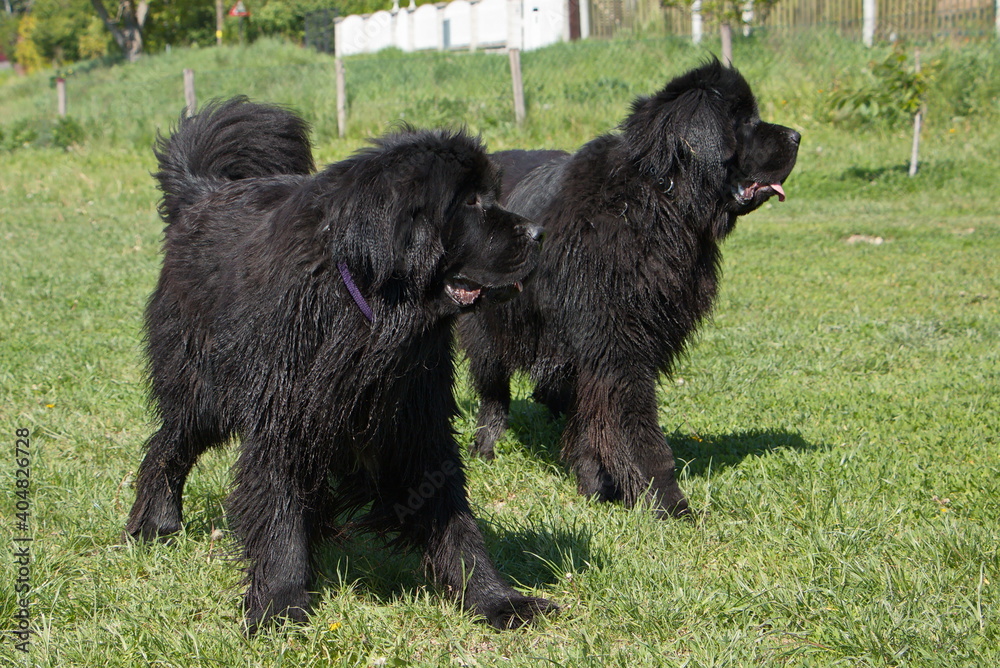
<box><xmin>306</xmin><ymin>0</ymin><xmax>997</xmax><ymax>57</ymax></box>
<box><xmin>588</xmin><ymin>0</ymin><xmax>999</xmax><ymax>41</ymax></box>
<box><xmin>305</xmin><ymin>9</ymin><xmax>339</xmax><ymax>54</ymax></box>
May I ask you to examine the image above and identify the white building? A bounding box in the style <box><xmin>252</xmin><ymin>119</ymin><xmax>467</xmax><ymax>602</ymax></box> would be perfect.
<box><xmin>335</xmin><ymin>0</ymin><xmax>590</xmax><ymax>57</ymax></box>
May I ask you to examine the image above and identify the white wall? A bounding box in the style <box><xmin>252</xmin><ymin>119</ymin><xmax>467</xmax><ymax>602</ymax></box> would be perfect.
<box><xmin>521</xmin><ymin>0</ymin><xmax>564</xmax><ymax>51</ymax></box>
<box><xmin>412</xmin><ymin>4</ymin><xmax>442</xmax><ymax>51</ymax></box>
<box><xmin>334</xmin><ymin>0</ymin><xmax>570</xmax><ymax>56</ymax></box>
<box><xmin>476</xmin><ymin>0</ymin><xmax>508</xmax><ymax>47</ymax></box>
<box><xmin>365</xmin><ymin>11</ymin><xmax>395</xmax><ymax>53</ymax></box>
<box><xmin>443</xmin><ymin>1</ymin><xmax>473</xmax><ymax>48</ymax></box>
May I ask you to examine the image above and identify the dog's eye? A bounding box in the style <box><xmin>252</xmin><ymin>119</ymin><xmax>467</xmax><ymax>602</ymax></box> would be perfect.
<box><xmin>466</xmin><ymin>194</ymin><xmax>480</xmax><ymax>207</ymax></box>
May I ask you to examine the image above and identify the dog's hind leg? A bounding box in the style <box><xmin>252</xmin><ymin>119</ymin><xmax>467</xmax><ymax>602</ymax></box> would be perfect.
<box><xmin>530</xmin><ymin>358</ymin><xmax>575</xmax><ymax>417</ymax></box>
<box><xmin>467</xmin><ymin>354</ymin><xmax>512</xmax><ymax>461</ymax></box>
<box><xmin>124</xmin><ymin>421</ymin><xmax>224</xmax><ymax>541</ymax></box>
<box><xmin>458</xmin><ymin>314</ymin><xmax>515</xmax><ymax>460</ymax></box>
<box><xmin>564</xmin><ymin>369</ymin><xmax>689</xmax><ymax>518</ymax></box>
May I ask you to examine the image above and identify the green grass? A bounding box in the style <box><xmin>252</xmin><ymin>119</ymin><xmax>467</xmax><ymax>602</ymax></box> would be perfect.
<box><xmin>2</xmin><ymin>33</ymin><xmax>999</xmax><ymax>666</ymax></box>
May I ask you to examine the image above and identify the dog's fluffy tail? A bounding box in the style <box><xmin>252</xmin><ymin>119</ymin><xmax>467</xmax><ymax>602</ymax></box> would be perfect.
<box><xmin>153</xmin><ymin>96</ymin><xmax>314</xmax><ymax>224</ymax></box>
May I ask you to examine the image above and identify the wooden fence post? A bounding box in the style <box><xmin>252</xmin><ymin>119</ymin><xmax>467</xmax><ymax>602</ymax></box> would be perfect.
<box><xmin>184</xmin><ymin>69</ymin><xmax>197</xmax><ymax>117</ymax></box>
<box><xmin>508</xmin><ymin>48</ymin><xmax>525</xmax><ymax>126</ymax></box>
<box><xmin>56</xmin><ymin>77</ymin><xmax>67</xmax><ymax>117</ymax></box>
<box><xmin>469</xmin><ymin>0</ymin><xmax>478</xmax><ymax>52</ymax></box>
<box><xmin>863</xmin><ymin>0</ymin><xmax>876</xmax><ymax>47</ymax></box>
<box><xmin>691</xmin><ymin>0</ymin><xmax>703</xmax><ymax>45</ymax></box>
<box><xmin>336</xmin><ymin>58</ymin><xmax>347</xmax><ymax>138</ymax></box>
<box><xmin>720</xmin><ymin>22</ymin><xmax>733</xmax><ymax>65</ymax></box>
<box><xmin>909</xmin><ymin>50</ymin><xmax>922</xmax><ymax>178</ymax></box>
<box><xmin>216</xmin><ymin>0</ymin><xmax>224</xmax><ymax>45</ymax></box>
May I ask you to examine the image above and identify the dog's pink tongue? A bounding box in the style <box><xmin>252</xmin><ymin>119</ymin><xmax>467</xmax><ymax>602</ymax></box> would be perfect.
<box><xmin>771</xmin><ymin>183</ymin><xmax>786</xmax><ymax>202</ymax></box>
<box><xmin>448</xmin><ymin>285</ymin><xmax>481</xmax><ymax>306</ymax></box>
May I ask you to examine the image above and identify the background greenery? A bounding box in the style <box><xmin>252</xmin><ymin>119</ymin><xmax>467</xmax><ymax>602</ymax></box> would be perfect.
<box><xmin>0</xmin><ymin>0</ymin><xmax>448</xmax><ymax>67</ymax></box>
<box><xmin>1</xmin><ymin>31</ymin><xmax>998</xmax><ymax>666</ymax></box>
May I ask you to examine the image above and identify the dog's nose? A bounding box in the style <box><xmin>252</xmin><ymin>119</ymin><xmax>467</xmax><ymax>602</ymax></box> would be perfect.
<box><xmin>788</xmin><ymin>130</ymin><xmax>802</xmax><ymax>146</ymax></box>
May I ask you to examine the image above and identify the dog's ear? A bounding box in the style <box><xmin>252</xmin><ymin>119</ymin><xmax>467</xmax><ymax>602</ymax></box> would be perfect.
<box><xmin>385</xmin><ymin>188</ymin><xmax>447</xmax><ymax>281</ymax></box>
<box><xmin>391</xmin><ymin>208</ymin><xmax>417</xmax><ymax>267</ymax></box>
<box><xmin>622</xmin><ymin>94</ymin><xmax>682</xmax><ymax>174</ymax></box>
<box><xmin>330</xmin><ymin>184</ymin><xmax>444</xmax><ymax>292</ymax></box>
<box><xmin>623</xmin><ymin>88</ymin><xmax>730</xmax><ymax>178</ymax></box>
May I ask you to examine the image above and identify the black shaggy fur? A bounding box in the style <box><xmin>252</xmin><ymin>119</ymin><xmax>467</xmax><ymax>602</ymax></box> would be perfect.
<box><xmin>459</xmin><ymin>61</ymin><xmax>800</xmax><ymax>517</ymax></box>
<box><xmin>124</xmin><ymin>97</ymin><xmax>554</xmax><ymax>632</ymax></box>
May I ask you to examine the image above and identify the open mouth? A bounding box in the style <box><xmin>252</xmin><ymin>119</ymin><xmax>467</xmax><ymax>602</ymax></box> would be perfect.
<box><xmin>445</xmin><ymin>278</ymin><xmax>523</xmax><ymax>307</ymax></box>
<box><xmin>735</xmin><ymin>181</ymin><xmax>786</xmax><ymax>205</ymax></box>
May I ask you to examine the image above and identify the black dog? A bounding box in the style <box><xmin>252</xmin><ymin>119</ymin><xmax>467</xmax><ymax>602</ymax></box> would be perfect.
<box><xmin>459</xmin><ymin>61</ymin><xmax>800</xmax><ymax>517</ymax></box>
<box><xmin>124</xmin><ymin>98</ymin><xmax>554</xmax><ymax>631</ymax></box>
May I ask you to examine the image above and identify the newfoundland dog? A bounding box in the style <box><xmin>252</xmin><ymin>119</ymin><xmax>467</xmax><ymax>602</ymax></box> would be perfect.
<box><xmin>459</xmin><ymin>61</ymin><xmax>800</xmax><ymax>517</ymax></box>
<box><xmin>124</xmin><ymin>98</ymin><xmax>554</xmax><ymax>631</ymax></box>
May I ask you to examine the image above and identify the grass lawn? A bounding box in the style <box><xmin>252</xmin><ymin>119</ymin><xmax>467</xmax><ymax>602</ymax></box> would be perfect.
<box><xmin>1</xmin><ymin>34</ymin><xmax>998</xmax><ymax>667</ymax></box>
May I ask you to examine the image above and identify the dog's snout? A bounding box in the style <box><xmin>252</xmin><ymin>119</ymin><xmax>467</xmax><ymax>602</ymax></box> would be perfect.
<box><xmin>788</xmin><ymin>129</ymin><xmax>802</xmax><ymax>146</ymax></box>
<box><xmin>521</xmin><ymin>223</ymin><xmax>545</xmax><ymax>243</ymax></box>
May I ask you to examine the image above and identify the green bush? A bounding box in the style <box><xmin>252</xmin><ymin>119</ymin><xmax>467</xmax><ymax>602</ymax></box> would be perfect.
<box><xmin>827</xmin><ymin>45</ymin><xmax>933</xmax><ymax>128</ymax></box>
<box><xmin>1</xmin><ymin>119</ymin><xmax>39</xmax><ymax>150</ymax></box>
<box><xmin>77</xmin><ymin>15</ymin><xmax>112</xmax><ymax>60</ymax></box>
<box><xmin>928</xmin><ymin>42</ymin><xmax>1000</xmax><ymax>121</ymax></box>
<box><xmin>52</xmin><ymin>115</ymin><xmax>85</xmax><ymax>148</ymax></box>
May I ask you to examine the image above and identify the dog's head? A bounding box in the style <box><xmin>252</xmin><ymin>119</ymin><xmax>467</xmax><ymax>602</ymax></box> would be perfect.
<box><xmin>622</xmin><ymin>60</ymin><xmax>800</xmax><ymax>238</ymax></box>
<box><xmin>323</xmin><ymin>129</ymin><xmax>543</xmax><ymax>318</ymax></box>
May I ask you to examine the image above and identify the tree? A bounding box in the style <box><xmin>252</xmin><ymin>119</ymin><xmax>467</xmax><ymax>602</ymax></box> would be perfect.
<box><xmin>90</xmin><ymin>0</ymin><xmax>147</xmax><ymax>62</ymax></box>
<box><xmin>665</xmin><ymin>0</ymin><xmax>783</xmax><ymax>65</ymax></box>
<box><xmin>13</xmin><ymin>14</ymin><xmax>46</xmax><ymax>72</ymax></box>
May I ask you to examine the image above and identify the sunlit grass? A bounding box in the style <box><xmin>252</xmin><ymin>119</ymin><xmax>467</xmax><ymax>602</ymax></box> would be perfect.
<box><xmin>1</xmin><ymin>33</ymin><xmax>998</xmax><ymax>667</ymax></box>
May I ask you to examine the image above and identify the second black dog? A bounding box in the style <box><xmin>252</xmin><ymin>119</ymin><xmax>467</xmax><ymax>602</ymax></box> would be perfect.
<box><xmin>460</xmin><ymin>61</ymin><xmax>800</xmax><ymax>517</ymax></box>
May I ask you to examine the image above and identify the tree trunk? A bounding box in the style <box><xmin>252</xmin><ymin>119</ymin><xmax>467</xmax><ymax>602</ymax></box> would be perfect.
<box><xmin>719</xmin><ymin>21</ymin><xmax>733</xmax><ymax>66</ymax></box>
<box><xmin>216</xmin><ymin>0</ymin><xmax>225</xmax><ymax>46</ymax></box>
<box><xmin>909</xmin><ymin>50</ymin><xmax>923</xmax><ymax>177</ymax></box>
<box><xmin>91</xmin><ymin>0</ymin><xmax>149</xmax><ymax>63</ymax></box>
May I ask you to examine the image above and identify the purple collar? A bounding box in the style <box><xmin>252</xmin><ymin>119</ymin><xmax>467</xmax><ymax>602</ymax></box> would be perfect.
<box><xmin>337</xmin><ymin>261</ymin><xmax>374</xmax><ymax>322</ymax></box>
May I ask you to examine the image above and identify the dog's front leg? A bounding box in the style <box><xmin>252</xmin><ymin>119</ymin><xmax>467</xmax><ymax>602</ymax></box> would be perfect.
<box><xmin>228</xmin><ymin>438</ymin><xmax>317</xmax><ymax>634</ymax></box>
<box><xmin>391</xmin><ymin>453</ymin><xmax>556</xmax><ymax>628</ymax></box>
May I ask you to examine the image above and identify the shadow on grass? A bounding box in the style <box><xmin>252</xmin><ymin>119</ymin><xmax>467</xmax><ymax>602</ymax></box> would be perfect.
<box><xmin>842</xmin><ymin>164</ymin><xmax>909</xmax><ymax>183</ymax></box>
<box><xmin>309</xmin><ymin>521</ymin><xmax>591</xmax><ymax>606</ymax></box>
<box><xmin>497</xmin><ymin>399</ymin><xmax>818</xmax><ymax>481</ymax></box>
<box><xmin>170</xmin><ymin>403</ymin><xmax>810</xmax><ymax>611</ymax></box>
<box><xmin>668</xmin><ymin>429</ymin><xmax>817</xmax><ymax>479</ymax></box>
<box><xmin>171</xmin><ymin>498</ymin><xmax>590</xmax><ymax>613</ymax></box>
<box><xmin>504</xmin><ymin>398</ymin><xmax>566</xmax><ymax>466</ymax></box>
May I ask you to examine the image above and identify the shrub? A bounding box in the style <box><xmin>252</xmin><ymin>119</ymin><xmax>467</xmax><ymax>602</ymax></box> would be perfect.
<box><xmin>827</xmin><ymin>45</ymin><xmax>933</xmax><ymax>128</ymax></box>
<box><xmin>52</xmin><ymin>115</ymin><xmax>85</xmax><ymax>149</ymax></box>
<box><xmin>1</xmin><ymin>119</ymin><xmax>39</xmax><ymax>150</ymax></box>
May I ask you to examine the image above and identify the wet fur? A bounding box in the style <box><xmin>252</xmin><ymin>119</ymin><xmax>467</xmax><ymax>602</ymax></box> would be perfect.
<box><xmin>124</xmin><ymin>97</ymin><xmax>554</xmax><ymax>632</ymax></box>
<box><xmin>460</xmin><ymin>61</ymin><xmax>801</xmax><ymax>517</ymax></box>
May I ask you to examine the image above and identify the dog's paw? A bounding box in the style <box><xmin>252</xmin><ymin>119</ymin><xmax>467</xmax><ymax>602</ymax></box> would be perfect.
<box><xmin>121</xmin><ymin>518</ymin><xmax>182</xmax><ymax>545</ymax></box>
<box><xmin>644</xmin><ymin>480</ymin><xmax>692</xmax><ymax>520</ymax></box>
<box><xmin>660</xmin><ymin>495</ymin><xmax>693</xmax><ymax>520</ymax></box>
<box><xmin>244</xmin><ymin>586</ymin><xmax>312</xmax><ymax>636</ymax></box>
<box><xmin>480</xmin><ymin>594</ymin><xmax>558</xmax><ymax>630</ymax></box>
<box><xmin>469</xmin><ymin>440</ymin><xmax>497</xmax><ymax>461</ymax></box>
